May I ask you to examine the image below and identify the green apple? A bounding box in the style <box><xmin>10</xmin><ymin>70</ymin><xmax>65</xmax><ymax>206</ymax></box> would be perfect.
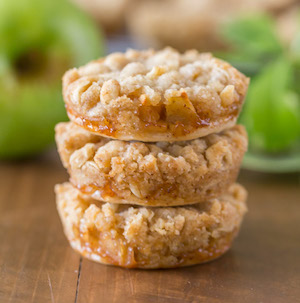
<box><xmin>0</xmin><ymin>0</ymin><xmax>105</xmax><ymax>158</ymax></box>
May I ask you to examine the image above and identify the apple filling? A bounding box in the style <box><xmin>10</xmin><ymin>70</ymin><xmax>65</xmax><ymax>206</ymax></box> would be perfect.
<box><xmin>76</xmin><ymin>226</ymin><xmax>137</xmax><ymax>268</ymax></box>
<box><xmin>74</xmin><ymin>224</ymin><xmax>237</xmax><ymax>268</ymax></box>
<box><xmin>63</xmin><ymin>48</ymin><xmax>249</xmax><ymax>140</ymax></box>
<box><xmin>56</xmin><ymin>182</ymin><xmax>247</xmax><ymax>268</ymax></box>
<box><xmin>67</xmin><ymin>97</ymin><xmax>240</xmax><ymax>138</ymax></box>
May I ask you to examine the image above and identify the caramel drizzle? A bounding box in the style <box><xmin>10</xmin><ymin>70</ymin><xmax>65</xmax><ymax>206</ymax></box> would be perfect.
<box><xmin>74</xmin><ymin>226</ymin><xmax>237</xmax><ymax>268</ymax></box>
<box><xmin>77</xmin><ymin>227</ymin><xmax>137</xmax><ymax>268</ymax></box>
<box><xmin>76</xmin><ymin>183</ymin><xmax>116</xmax><ymax>199</ymax></box>
<box><xmin>66</xmin><ymin>102</ymin><xmax>240</xmax><ymax>138</ymax></box>
<box><xmin>75</xmin><ymin>182</ymin><xmax>180</xmax><ymax>204</ymax></box>
<box><xmin>66</xmin><ymin>106</ymin><xmax>116</xmax><ymax>137</ymax></box>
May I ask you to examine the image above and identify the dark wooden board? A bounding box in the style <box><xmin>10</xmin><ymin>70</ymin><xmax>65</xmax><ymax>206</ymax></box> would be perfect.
<box><xmin>0</xmin><ymin>150</ymin><xmax>299</xmax><ymax>303</ymax></box>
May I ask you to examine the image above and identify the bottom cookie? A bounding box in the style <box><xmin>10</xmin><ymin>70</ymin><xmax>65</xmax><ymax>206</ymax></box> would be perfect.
<box><xmin>55</xmin><ymin>182</ymin><xmax>247</xmax><ymax>269</ymax></box>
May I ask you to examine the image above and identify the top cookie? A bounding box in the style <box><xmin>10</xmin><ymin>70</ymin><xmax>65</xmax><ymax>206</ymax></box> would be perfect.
<box><xmin>63</xmin><ymin>47</ymin><xmax>249</xmax><ymax>141</ymax></box>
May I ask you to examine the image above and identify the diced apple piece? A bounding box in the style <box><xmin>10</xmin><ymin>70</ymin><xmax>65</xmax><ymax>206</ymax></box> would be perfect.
<box><xmin>165</xmin><ymin>90</ymin><xmax>198</xmax><ymax>123</ymax></box>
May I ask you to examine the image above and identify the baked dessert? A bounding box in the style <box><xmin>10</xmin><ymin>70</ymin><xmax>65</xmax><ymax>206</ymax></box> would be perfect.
<box><xmin>63</xmin><ymin>47</ymin><xmax>249</xmax><ymax>142</ymax></box>
<box><xmin>126</xmin><ymin>0</ymin><xmax>298</xmax><ymax>52</ymax></box>
<box><xmin>56</xmin><ymin>182</ymin><xmax>247</xmax><ymax>268</ymax></box>
<box><xmin>55</xmin><ymin>122</ymin><xmax>248</xmax><ymax>206</ymax></box>
<box><xmin>71</xmin><ymin>0</ymin><xmax>131</xmax><ymax>32</ymax></box>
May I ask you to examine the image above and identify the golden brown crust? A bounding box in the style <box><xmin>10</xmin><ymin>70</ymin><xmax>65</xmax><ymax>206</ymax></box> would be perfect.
<box><xmin>63</xmin><ymin>47</ymin><xmax>249</xmax><ymax>141</ymax></box>
<box><xmin>55</xmin><ymin>122</ymin><xmax>248</xmax><ymax>206</ymax></box>
<box><xmin>55</xmin><ymin>182</ymin><xmax>247</xmax><ymax>268</ymax></box>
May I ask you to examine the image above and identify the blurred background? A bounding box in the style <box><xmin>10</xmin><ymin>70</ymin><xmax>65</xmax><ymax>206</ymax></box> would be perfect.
<box><xmin>1</xmin><ymin>3</ymin><xmax>299</xmax><ymax>300</ymax></box>
<box><xmin>0</xmin><ymin>0</ymin><xmax>300</xmax><ymax>172</ymax></box>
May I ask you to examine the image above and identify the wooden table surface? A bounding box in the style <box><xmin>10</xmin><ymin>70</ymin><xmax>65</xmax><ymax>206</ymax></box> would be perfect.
<box><xmin>0</xmin><ymin>150</ymin><xmax>299</xmax><ymax>303</ymax></box>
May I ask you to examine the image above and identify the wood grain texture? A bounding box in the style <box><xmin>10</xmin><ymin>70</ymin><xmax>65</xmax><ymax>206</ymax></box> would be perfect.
<box><xmin>0</xmin><ymin>152</ymin><xmax>80</xmax><ymax>303</ymax></box>
<box><xmin>0</xmin><ymin>150</ymin><xmax>299</xmax><ymax>303</ymax></box>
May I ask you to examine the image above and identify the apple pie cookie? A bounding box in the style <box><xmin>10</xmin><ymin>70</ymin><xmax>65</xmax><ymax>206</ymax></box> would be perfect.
<box><xmin>55</xmin><ymin>122</ymin><xmax>247</xmax><ymax>206</ymax></box>
<box><xmin>63</xmin><ymin>47</ymin><xmax>249</xmax><ymax>141</ymax></box>
<box><xmin>126</xmin><ymin>0</ymin><xmax>297</xmax><ymax>52</ymax></box>
<box><xmin>56</xmin><ymin>182</ymin><xmax>247</xmax><ymax>268</ymax></box>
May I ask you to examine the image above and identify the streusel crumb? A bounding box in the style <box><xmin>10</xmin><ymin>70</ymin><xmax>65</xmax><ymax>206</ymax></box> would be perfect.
<box><xmin>55</xmin><ymin>122</ymin><xmax>247</xmax><ymax>206</ymax></box>
<box><xmin>63</xmin><ymin>47</ymin><xmax>249</xmax><ymax>141</ymax></box>
<box><xmin>56</xmin><ymin>182</ymin><xmax>247</xmax><ymax>268</ymax></box>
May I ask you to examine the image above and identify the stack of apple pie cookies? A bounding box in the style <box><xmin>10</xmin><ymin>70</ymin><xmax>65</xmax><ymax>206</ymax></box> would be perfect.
<box><xmin>55</xmin><ymin>47</ymin><xmax>249</xmax><ymax>268</ymax></box>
